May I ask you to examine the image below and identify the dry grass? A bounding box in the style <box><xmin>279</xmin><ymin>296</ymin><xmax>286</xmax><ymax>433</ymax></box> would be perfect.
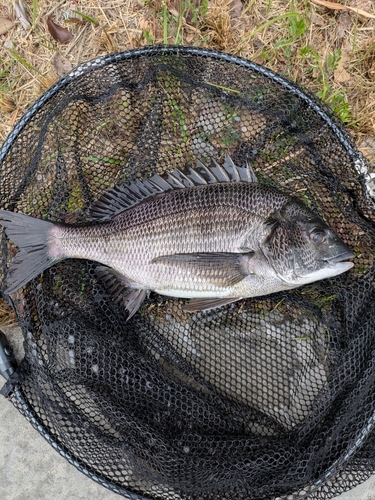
<box><xmin>0</xmin><ymin>0</ymin><xmax>375</xmax><ymax>326</ymax></box>
<box><xmin>0</xmin><ymin>297</ymin><xmax>18</xmax><ymax>326</ymax></box>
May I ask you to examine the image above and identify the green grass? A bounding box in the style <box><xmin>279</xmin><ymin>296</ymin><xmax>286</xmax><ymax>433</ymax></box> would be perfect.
<box><xmin>0</xmin><ymin>59</ymin><xmax>15</xmax><ymax>91</ymax></box>
<box><xmin>222</xmin><ymin>125</ymin><xmax>240</xmax><ymax>147</ymax></box>
<box><xmin>32</xmin><ymin>0</ymin><xmax>38</xmax><ymax>25</ymax></box>
<box><xmin>143</xmin><ymin>30</ymin><xmax>154</xmax><ymax>44</ymax></box>
<box><xmin>290</xmin><ymin>45</ymin><xmax>353</xmax><ymax>124</ymax></box>
<box><xmin>84</xmin><ymin>156</ymin><xmax>123</xmax><ymax>165</ymax></box>
<box><xmin>7</xmin><ymin>45</ymin><xmax>43</xmax><ymax>76</ymax></box>
<box><xmin>238</xmin><ymin>11</ymin><xmax>306</xmax><ymax>52</ymax></box>
<box><xmin>236</xmin><ymin>5</ymin><xmax>355</xmax><ymax>126</ymax></box>
<box><xmin>206</xmin><ymin>82</ymin><xmax>240</xmax><ymax>94</ymax></box>
<box><xmin>71</xmin><ymin>9</ymin><xmax>98</xmax><ymax>25</ymax></box>
<box><xmin>162</xmin><ymin>1</ymin><xmax>169</xmax><ymax>45</ymax></box>
<box><xmin>148</xmin><ymin>0</ymin><xmax>208</xmax><ymax>45</ymax></box>
<box><xmin>300</xmin><ymin>285</ymin><xmax>339</xmax><ymax>313</ymax></box>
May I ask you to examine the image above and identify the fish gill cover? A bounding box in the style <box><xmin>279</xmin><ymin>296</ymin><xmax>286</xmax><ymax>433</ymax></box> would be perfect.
<box><xmin>0</xmin><ymin>46</ymin><xmax>375</xmax><ymax>499</ymax></box>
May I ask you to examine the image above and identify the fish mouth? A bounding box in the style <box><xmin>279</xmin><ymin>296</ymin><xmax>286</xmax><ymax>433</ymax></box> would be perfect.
<box><xmin>324</xmin><ymin>249</ymin><xmax>356</xmax><ymax>265</ymax></box>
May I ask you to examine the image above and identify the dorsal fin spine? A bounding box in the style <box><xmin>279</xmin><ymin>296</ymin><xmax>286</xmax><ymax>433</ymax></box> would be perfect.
<box><xmin>150</xmin><ymin>174</ymin><xmax>177</xmax><ymax>191</ymax></box>
<box><xmin>172</xmin><ymin>168</ymin><xmax>195</xmax><ymax>188</ymax></box>
<box><xmin>210</xmin><ymin>159</ymin><xmax>231</xmax><ymax>182</ymax></box>
<box><xmin>196</xmin><ymin>162</ymin><xmax>217</xmax><ymax>184</ymax></box>
<box><xmin>86</xmin><ymin>155</ymin><xmax>257</xmax><ymax>223</ymax></box>
<box><xmin>186</xmin><ymin>167</ymin><xmax>207</xmax><ymax>185</ymax></box>
<box><xmin>166</xmin><ymin>174</ymin><xmax>185</xmax><ymax>188</ymax></box>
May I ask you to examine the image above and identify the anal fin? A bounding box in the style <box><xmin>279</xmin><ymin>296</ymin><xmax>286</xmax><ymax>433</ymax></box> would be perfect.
<box><xmin>96</xmin><ymin>266</ymin><xmax>147</xmax><ymax>320</ymax></box>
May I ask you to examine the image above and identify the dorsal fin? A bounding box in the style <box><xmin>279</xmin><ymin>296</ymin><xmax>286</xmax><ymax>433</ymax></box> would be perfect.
<box><xmin>210</xmin><ymin>158</ymin><xmax>231</xmax><ymax>182</ymax></box>
<box><xmin>223</xmin><ymin>155</ymin><xmax>258</xmax><ymax>183</ymax></box>
<box><xmin>87</xmin><ymin>155</ymin><xmax>258</xmax><ymax>222</ymax></box>
<box><xmin>165</xmin><ymin>169</ymin><xmax>194</xmax><ymax>188</ymax></box>
<box><xmin>87</xmin><ymin>180</ymin><xmax>166</xmax><ymax>222</ymax></box>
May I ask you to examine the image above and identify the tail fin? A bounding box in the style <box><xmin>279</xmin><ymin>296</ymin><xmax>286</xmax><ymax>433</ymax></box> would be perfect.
<box><xmin>0</xmin><ymin>210</ymin><xmax>58</xmax><ymax>295</ymax></box>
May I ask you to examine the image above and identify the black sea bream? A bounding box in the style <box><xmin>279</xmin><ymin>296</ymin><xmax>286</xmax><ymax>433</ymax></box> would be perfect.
<box><xmin>0</xmin><ymin>156</ymin><xmax>354</xmax><ymax>318</ymax></box>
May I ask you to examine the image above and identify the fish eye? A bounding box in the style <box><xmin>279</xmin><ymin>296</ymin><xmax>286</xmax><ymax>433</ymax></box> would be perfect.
<box><xmin>310</xmin><ymin>228</ymin><xmax>327</xmax><ymax>244</ymax></box>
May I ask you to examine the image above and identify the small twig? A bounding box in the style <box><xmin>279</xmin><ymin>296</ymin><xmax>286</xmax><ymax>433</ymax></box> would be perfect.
<box><xmin>65</xmin><ymin>24</ymin><xmax>88</xmax><ymax>56</ymax></box>
<box><xmin>311</xmin><ymin>0</ymin><xmax>375</xmax><ymax>19</ymax></box>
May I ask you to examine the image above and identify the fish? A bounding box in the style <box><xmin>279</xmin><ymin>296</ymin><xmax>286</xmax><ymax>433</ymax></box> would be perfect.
<box><xmin>0</xmin><ymin>155</ymin><xmax>354</xmax><ymax>319</ymax></box>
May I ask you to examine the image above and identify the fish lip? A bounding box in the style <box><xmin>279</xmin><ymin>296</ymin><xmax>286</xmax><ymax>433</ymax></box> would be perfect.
<box><xmin>324</xmin><ymin>249</ymin><xmax>355</xmax><ymax>265</ymax></box>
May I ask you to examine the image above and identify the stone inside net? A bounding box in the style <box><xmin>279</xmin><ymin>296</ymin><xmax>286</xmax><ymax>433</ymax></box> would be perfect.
<box><xmin>1</xmin><ymin>47</ymin><xmax>375</xmax><ymax>499</ymax></box>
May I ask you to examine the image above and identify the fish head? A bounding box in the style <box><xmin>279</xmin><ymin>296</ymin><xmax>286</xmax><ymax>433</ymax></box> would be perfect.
<box><xmin>262</xmin><ymin>200</ymin><xmax>355</xmax><ymax>287</ymax></box>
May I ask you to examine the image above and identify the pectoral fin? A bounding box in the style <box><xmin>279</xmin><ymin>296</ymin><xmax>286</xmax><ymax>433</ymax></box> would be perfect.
<box><xmin>183</xmin><ymin>296</ymin><xmax>243</xmax><ymax>312</ymax></box>
<box><xmin>151</xmin><ymin>251</ymin><xmax>254</xmax><ymax>287</ymax></box>
<box><xmin>96</xmin><ymin>266</ymin><xmax>147</xmax><ymax>320</ymax></box>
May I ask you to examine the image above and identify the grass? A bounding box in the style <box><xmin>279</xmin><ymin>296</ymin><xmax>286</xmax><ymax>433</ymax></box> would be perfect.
<box><xmin>32</xmin><ymin>0</ymin><xmax>38</xmax><ymax>26</ymax></box>
<box><xmin>238</xmin><ymin>11</ymin><xmax>307</xmax><ymax>50</ymax></box>
<box><xmin>0</xmin><ymin>298</ymin><xmax>18</xmax><ymax>326</ymax></box>
<box><xmin>71</xmin><ymin>9</ymin><xmax>98</xmax><ymax>25</ymax></box>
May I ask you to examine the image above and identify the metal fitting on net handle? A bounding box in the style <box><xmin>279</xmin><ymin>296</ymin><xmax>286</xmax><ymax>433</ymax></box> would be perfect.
<box><xmin>0</xmin><ymin>330</ymin><xmax>18</xmax><ymax>397</ymax></box>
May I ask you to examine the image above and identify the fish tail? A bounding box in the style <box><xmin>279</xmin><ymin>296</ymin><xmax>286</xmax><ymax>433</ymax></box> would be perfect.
<box><xmin>0</xmin><ymin>210</ymin><xmax>60</xmax><ymax>295</ymax></box>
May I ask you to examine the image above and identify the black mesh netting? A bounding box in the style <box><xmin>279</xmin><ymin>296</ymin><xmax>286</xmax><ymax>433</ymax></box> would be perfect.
<box><xmin>1</xmin><ymin>46</ymin><xmax>375</xmax><ymax>500</ymax></box>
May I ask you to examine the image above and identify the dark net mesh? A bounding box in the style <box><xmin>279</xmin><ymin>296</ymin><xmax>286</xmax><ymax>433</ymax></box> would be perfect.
<box><xmin>1</xmin><ymin>46</ymin><xmax>375</xmax><ymax>499</ymax></box>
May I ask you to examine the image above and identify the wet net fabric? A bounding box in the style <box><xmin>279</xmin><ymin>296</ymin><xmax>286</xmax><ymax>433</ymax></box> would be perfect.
<box><xmin>1</xmin><ymin>46</ymin><xmax>375</xmax><ymax>499</ymax></box>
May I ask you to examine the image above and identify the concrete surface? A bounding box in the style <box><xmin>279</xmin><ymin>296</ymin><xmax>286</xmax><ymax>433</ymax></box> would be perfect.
<box><xmin>1</xmin><ymin>325</ymin><xmax>375</xmax><ymax>500</ymax></box>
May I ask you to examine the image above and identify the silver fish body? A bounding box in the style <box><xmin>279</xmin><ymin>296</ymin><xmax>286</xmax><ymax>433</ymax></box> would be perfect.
<box><xmin>0</xmin><ymin>157</ymin><xmax>354</xmax><ymax>317</ymax></box>
<box><xmin>51</xmin><ymin>183</ymin><xmax>292</xmax><ymax>296</ymax></box>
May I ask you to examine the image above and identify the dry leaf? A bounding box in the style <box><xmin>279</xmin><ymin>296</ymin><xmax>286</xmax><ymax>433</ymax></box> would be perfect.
<box><xmin>334</xmin><ymin>45</ymin><xmax>351</xmax><ymax>83</ymax></box>
<box><xmin>46</xmin><ymin>16</ymin><xmax>73</xmax><ymax>44</ymax></box>
<box><xmin>138</xmin><ymin>16</ymin><xmax>149</xmax><ymax>31</ymax></box>
<box><xmin>334</xmin><ymin>62</ymin><xmax>351</xmax><ymax>82</ymax></box>
<box><xmin>229</xmin><ymin>0</ymin><xmax>243</xmax><ymax>25</ymax></box>
<box><xmin>311</xmin><ymin>0</ymin><xmax>375</xmax><ymax>19</ymax></box>
<box><xmin>336</xmin><ymin>11</ymin><xmax>352</xmax><ymax>40</ymax></box>
<box><xmin>53</xmin><ymin>52</ymin><xmax>73</xmax><ymax>77</ymax></box>
<box><xmin>168</xmin><ymin>7</ymin><xmax>187</xmax><ymax>25</ymax></box>
<box><xmin>311</xmin><ymin>13</ymin><xmax>325</xmax><ymax>26</ymax></box>
<box><xmin>0</xmin><ymin>17</ymin><xmax>14</xmax><ymax>35</ymax></box>
<box><xmin>12</xmin><ymin>0</ymin><xmax>31</xmax><ymax>30</ymax></box>
<box><xmin>168</xmin><ymin>8</ymin><xmax>180</xmax><ymax>18</ymax></box>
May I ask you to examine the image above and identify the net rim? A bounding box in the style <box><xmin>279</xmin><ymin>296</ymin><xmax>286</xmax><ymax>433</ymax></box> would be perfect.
<box><xmin>9</xmin><ymin>386</ymin><xmax>152</xmax><ymax>500</ymax></box>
